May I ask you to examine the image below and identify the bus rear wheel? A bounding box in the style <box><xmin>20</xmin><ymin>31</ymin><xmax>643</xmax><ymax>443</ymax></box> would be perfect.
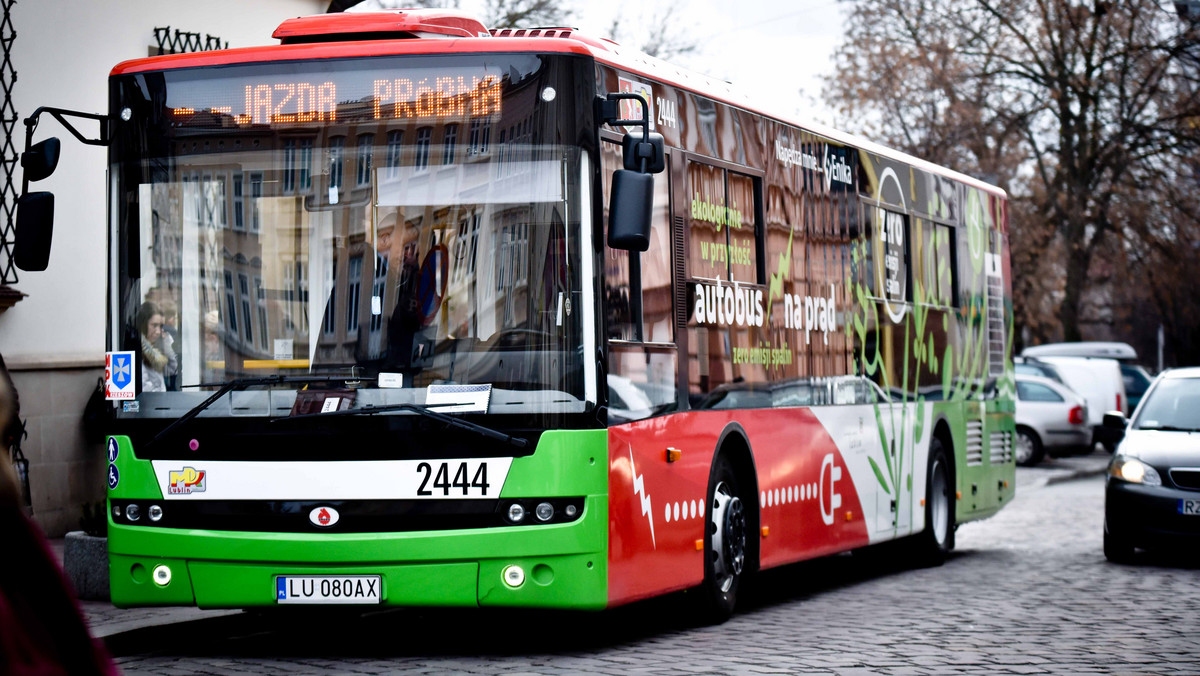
<box><xmin>699</xmin><ymin>455</ymin><xmax>747</xmax><ymax>623</ymax></box>
<box><xmin>912</xmin><ymin>436</ymin><xmax>954</xmax><ymax>566</ymax></box>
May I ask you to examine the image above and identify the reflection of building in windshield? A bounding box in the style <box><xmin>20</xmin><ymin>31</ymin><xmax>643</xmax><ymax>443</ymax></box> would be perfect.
<box><xmin>140</xmin><ymin>62</ymin><xmax>574</xmax><ymax>388</ymax></box>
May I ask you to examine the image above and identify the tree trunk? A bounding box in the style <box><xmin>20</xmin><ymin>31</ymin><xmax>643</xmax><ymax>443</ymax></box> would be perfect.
<box><xmin>1060</xmin><ymin>236</ymin><xmax>1089</xmax><ymax>342</ymax></box>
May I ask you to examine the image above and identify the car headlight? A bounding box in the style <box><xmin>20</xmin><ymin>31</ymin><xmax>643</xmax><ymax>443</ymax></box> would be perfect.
<box><xmin>1109</xmin><ymin>456</ymin><xmax>1162</xmax><ymax>486</ymax></box>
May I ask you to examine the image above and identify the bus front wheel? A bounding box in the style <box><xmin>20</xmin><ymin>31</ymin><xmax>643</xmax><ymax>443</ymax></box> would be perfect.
<box><xmin>699</xmin><ymin>454</ymin><xmax>747</xmax><ymax>623</ymax></box>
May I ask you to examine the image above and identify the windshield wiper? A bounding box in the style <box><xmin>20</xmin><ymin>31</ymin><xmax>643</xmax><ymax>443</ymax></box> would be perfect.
<box><xmin>147</xmin><ymin>374</ymin><xmax>375</xmax><ymax>450</ymax></box>
<box><xmin>1138</xmin><ymin>424</ymin><xmax>1200</xmax><ymax>433</ymax></box>
<box><xmin>276</xmin><ymin>402</ymin><xmax>529</xmax><ymax>449</ymax></box>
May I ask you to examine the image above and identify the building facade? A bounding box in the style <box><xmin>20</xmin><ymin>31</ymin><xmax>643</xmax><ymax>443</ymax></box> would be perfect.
<box><xmin>0</xmin><ymin>0</ymin><xmax>326</xmax><ymax>536</ymax></box>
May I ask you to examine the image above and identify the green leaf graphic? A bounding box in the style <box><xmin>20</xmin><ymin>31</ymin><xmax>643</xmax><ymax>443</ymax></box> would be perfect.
<box><xmin>868</xmin><ymin>456</ymin><xmax>891</xmax><ymax>494</ymax></box>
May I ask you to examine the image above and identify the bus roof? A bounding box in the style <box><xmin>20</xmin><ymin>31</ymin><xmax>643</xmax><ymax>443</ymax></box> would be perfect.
<box><xmin>110</xmin><ymin>10</ymin><xmax>1005</xmax><ymax>200</ymax></box>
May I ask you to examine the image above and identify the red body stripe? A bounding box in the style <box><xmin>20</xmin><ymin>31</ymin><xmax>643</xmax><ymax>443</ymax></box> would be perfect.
<box><xmin>607</xmin><ymin>409</ymin><xmax>868</xmax><ymax>607</ymax></box>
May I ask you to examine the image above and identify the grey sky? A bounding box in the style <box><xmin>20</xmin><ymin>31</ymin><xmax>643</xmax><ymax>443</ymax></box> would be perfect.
<box><xmin>353</xmin><ymin>0</ymin><xmax>847</xmax><ymax>123</ymax></box>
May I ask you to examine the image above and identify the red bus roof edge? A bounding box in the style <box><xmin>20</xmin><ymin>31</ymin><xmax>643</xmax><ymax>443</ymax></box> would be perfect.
<box><xmin>108</xmin><ymin>14</ymin><xmax>1004</xmax><ymax>199</ymax></box>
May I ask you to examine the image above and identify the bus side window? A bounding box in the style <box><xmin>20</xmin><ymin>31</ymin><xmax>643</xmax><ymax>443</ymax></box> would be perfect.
<box><xmin>601</xmin><ymin>139</ymin><xmax>677</xmax><ymax>423</ymax></box>
<box><xmin>915</xmin><ymin>219</ymin><xmax>956</xmax><ymax>307</ymax></box>
<box><xmin>600</xmin><ymin>140</ymin><xmax>672</xmax><ymax>343</ymax></box>
<box><xmin>865</xmin><ymin>202</ymin><xmax>911</xmax><ymax>305</ymax></box>
<box><xmin>686</xmin><ymin>159</ymin><xmax>767</xmax><ymax>402</ymax></box>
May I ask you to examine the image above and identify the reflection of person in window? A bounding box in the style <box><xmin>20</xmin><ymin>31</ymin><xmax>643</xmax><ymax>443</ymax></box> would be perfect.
<box><xmin>138</xmin><ymin>301</ymin><xmax>172</xmax><ymax>392</ymax></box>
<box><xmin>386</xmin><ymin>223</ymin><xmax>422</xmax><ymax>373</ymax></box>
<box><xmin>159</xmin><ymin>299</ymin><xmax>180</xmax><ymax>390</ymax></box>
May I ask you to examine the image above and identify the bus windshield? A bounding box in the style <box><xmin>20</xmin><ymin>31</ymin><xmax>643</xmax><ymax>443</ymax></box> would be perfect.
<box><xmin>111</xmin><ymin>54</ymin><xmax>590</xmax><ymax>418</ymax></box>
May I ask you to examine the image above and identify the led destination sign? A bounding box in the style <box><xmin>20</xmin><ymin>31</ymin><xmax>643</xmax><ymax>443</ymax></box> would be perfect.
<box><xmin>167</xmin><ymin>67</ymin><xmax>503</xmax><ymax>128</ymax></box>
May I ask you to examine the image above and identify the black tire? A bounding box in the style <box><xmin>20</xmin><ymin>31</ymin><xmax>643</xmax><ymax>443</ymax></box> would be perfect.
<box><xmin>698</xmin><ymin>454</ymin><xmax>748</xmax><ymax>623</ymax></box>
<box><xmin>1015</xmin><ymin>427</ymin><xmax>1045</xmax><ymax>466</ymax></box>
<box><xmin>1103</xmin><ymin>522</ymin><xmax>1136</xmax><ymax>563</ymax></box>
<box><xmin>913</xmin><ymin>436</ymin><xmax>955</xmax><ymax>566</ymax></box>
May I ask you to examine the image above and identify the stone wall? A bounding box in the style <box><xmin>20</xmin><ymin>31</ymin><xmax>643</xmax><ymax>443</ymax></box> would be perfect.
<box><xmin>8</xmin><ymin>364</ymin><xmax>106</xmax><ymax>537</ymax></box>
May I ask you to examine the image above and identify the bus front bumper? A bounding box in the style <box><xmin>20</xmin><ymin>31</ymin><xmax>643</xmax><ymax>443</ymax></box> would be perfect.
<box><xmin>108</xmin><ymin>495</ymin><xmax>608</xmax><ymax>610</ymax></box>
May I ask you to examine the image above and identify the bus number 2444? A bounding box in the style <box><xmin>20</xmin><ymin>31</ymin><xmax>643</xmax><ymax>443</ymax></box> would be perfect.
<box><xmin>416</xmin><ymin>461</ymin><xmax>490</xmax><ymax>496</ymax></box>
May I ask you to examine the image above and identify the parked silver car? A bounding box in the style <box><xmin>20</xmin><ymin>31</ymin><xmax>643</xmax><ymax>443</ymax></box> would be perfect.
<box><xmin>1015</xmin><ymin>374</ymin><xmax>1090</xmax><ymax>465</ymax></box>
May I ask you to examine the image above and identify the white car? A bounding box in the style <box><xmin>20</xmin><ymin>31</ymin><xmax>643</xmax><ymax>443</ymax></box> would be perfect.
<box><xmin>1015</xmin><ymin>374</ymin><xmax>1090</xmax><ymax>466</ymax></box>
<box><xmin>1028</xmin><ymin>356</ymin><xmax>1127</xmax><ymax>452</ymax></box>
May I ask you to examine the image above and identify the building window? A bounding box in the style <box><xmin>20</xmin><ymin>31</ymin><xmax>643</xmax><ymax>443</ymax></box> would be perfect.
<box><xmin>442</xmin><ymin>124</ymin><xmax>458</xmax><ymax>165</ymax></box>
<box><xmin>385</xmin><ymin>130</ymin><xmax>403</xmax><ymax>178</ymax></box>
<box><xmin>328</xmin><ymin>137</ymin><xmax>345</xmax><ymax>194</ymax></box>
<box><xmin>214</xmin><ymin>176</ymin><xmax>227</xmax><ymax>229</ymax></box>
<box><xmin>283</xmin><ymin>140</ymin><xmax>296</xmax><ymax>193</ymax></box>
<box><xmin>255</xmin><ymin>276</ymin><xmax>269</xmax><ymax>350</ymax></box>
<box><xmin>232</xmin><ymin>173</ymin><xmax>244</xmax><ymax>231</ymax></box>
<box><xmin>346</xmin><ymin>255</ymin><xmax>363</xmax><ymax>334</ymax></box>
<box><xmin>356</xmin><ymin>133</ymin><xmax>374</xmax><ymax>186</ymax></box>
<box><xmin>414</xmin><ymin>127</ymin><xmax>431</xmax><ymax>171</ymax></box>
<box><xmin>468</xmin><ymin>119</ymin><xmax>490</xmax><ymax>156</ymax></box>
<box><xmin>224</xmin><ymin>271</ymin><xmax>238</xmax><ymax>335</ymax></box>
<box><xmin>323</xmin><ymin>258</ymin><xmax>337</xmax><ymax>336</ymax></box>
<box><xmin>283</xmin><ymin>262</ymin><xmax>295</xmax><ymax>331</ymax></box>
<box><xmin>238</xmin><ymin>273</ymin><xmax>254</xmax><ymax>343</ymax></box>
<box><xmin>248</xmin><ymin>172</ymin><xmax>263</xmax><ymax>233</ymax></box>
<box><xmin>370</xmin><ymin>253</ymin><xmax>388</xmax><ymax>333</ymax></box>
<box><xmin>298</xmin><ymin>138</ymin><xmax>313</xmax><ymax>191</ymax></box>
<box><xmin>295</xmin><ymin>260</ymin><xmax>308</xmax><ymax>332</ymax></box>
<box><xmin>453</xmin><ymin>212</ymin><xmax>481</xmax><ymax>282</ymax></box>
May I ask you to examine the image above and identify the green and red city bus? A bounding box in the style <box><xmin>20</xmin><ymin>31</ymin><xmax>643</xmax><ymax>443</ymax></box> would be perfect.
<box><xmin>24</xmin><ymin>9</ymin><xmax>1015</xmax><ymax>621</ymax></box>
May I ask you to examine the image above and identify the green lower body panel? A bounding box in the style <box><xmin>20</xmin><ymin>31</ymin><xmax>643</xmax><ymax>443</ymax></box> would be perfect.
<box><xmin>108</xmin><ymin>430</ymin><xmax>611</xmax><ymax>610</ymax></box>
<box><xmin>190</xmin><ymin>560</ymin><xmax>480</xmax><ymax>607</ymax></box>
<box><xmin>108</xmin><ymin>496</ymin><xmax>609</xmax><ymax>610</ymax></box>
<box><xmin>109</xmin><ymin>540</ymin><xmax>607</xmax><ymax>609</ymax></box>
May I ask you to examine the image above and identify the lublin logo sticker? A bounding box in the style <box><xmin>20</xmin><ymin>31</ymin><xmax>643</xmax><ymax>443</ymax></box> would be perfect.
<box><xmin>168</xmin><ymin>467</ymin><xmax>206</xmax><ymax>494</ymax></box>
<box><xmin>309</xmin><ymin>506</ymin><xmax>340</xmax><ymax>528</ymax></box>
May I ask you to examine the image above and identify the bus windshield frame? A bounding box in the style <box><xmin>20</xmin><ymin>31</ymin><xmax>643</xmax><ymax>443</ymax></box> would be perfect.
<box><xmin>108</xmin><ymin>52</ymin><xmax>596</xmax><ymax>422</ymax></box>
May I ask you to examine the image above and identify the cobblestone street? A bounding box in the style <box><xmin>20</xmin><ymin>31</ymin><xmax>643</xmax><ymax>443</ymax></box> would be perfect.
<box><xmin>96</xmin><ymin>460</ymin><xmax>1200</xmax><ymax>675</ymax></box>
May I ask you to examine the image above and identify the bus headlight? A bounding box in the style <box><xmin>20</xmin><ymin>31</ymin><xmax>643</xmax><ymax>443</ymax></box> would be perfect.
<box><xmin>535</xmin><ymin>502</ymin><xmax>554</xmax><ymax>521</ymax></box>
<box><xmin>503</xmin><ymin>565</ymin><xmax>525</xmax><ymax>587</ymax></box>
<box><xmin>152</xmin><ymin>564</ymin><xmax>172</xmax><ymax>586</ymax></box>
<box><xmin>506</xmin><ymin>503</ymin><xmax>526</xmax><ymax>523</ymax></box>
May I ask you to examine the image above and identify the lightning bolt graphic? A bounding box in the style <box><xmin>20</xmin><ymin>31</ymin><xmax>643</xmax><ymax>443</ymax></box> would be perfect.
<box><xmin>629</xmin><ymin>444</ymin><xmax>655</xmax><ymax>549</ymax></box>
<box><xmin>766</xmin><ymin>225</ymin><xmax>795</xmax><ymax>329</ymax></box>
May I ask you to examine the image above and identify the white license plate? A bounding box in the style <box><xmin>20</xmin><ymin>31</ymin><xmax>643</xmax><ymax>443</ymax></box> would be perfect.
<box><xmin>275</xmin><ymin>575</ymin><xmax>381</xmax><ymax>604</ymax></box>
<box><xmin>1179</xmin><ymin>499</ymin><xmax>1200</xmax><ymax>516</ymax></box>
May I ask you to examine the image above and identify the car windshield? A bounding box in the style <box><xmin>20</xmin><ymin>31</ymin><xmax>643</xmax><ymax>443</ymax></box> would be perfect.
<box><xmin>1133</xmin><ymin>378</ymin><xmax>1200</xmax><ymax>431</ymax></box>
<box><xmin>1015</xmin><ymin>362</ymin><xmax>1061</xmax><ymax>384</ymax></box>
<box><xmin>110</xmin><ymin>53</ymin><xmax>592</xmax><ymax>419</ymax></box>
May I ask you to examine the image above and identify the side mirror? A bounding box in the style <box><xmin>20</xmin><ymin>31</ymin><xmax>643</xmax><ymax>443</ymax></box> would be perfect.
<box><xmin>608</xmin><ymin>170</ymin><xmax>652</xmax><ymax>251</ymax></box>
<box><xmin>14</xmin><ymin>192</ymin><xmax>55</xmax><ymax>271</ymax></box>
<box><xmin>1101</xmin><ymin>410</ymin><xmax>1127</xmax><ymax>444</ymax></box>
<box><xmin>21</xmin><ymin>137</ymin><xmax>61</xmax><ymax>182</ymax></box>
<box><xmin>622</xmin><ymin>130</ymin><xmax>665</xmax><ymax>174</ymax></box>
<box><xmin>1102</xmin><ymin>411</ymin><xmax>1127</xmax><ymax>430</ymax></box>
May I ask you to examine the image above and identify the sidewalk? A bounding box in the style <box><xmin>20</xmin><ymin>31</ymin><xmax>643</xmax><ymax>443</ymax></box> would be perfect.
<box><xmin>47</xmin><ymin>540</ymin><xmax>240</xmax><ymax>639</ymax></box>
<box><xmin>1015</xmin><ymin>450</ymin><xmax>1111</xmax><ymax>491</ymax></box>
<box><xmin>50</xmin><ymin>452</ymin><xmax>1111</xmax><ymax>642</ymax></box>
